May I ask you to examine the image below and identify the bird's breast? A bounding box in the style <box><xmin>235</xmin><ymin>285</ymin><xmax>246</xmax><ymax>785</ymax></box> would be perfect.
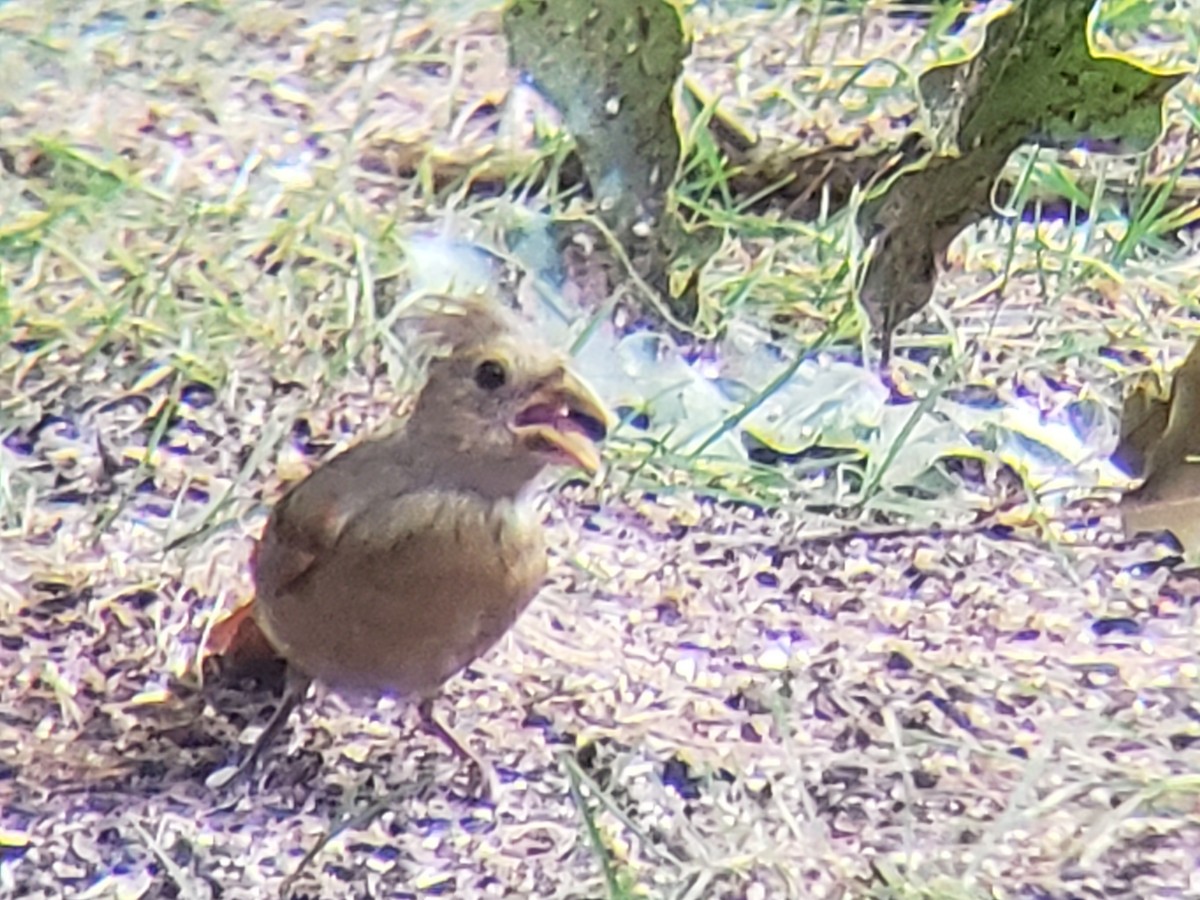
<box><xmin>254</xmin><ymin>491</ymin><xmax>549</xmax><ymax>697</ymax></box>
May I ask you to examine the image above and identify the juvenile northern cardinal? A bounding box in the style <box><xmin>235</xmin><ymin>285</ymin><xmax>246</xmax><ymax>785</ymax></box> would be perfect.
<box><xmin>206</xmin><ymin>298</ymin><xmax>610</xmax><ymax>792</ymax></box>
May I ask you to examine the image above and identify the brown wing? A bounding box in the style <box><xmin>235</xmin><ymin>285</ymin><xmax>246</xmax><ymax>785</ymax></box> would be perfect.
<box><xmin>206</xmin><ymin>440</ymin><xmax>406</xmax><ymax>673</ymax></box>
<box><xmin>254</xmin><ymin>437</ymin><xmax>413</xmax><ymax>593</ymax></box>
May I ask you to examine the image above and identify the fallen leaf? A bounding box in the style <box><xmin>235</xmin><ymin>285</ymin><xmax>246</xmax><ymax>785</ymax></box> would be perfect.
<box><xmin>1111</xmin><ymin>371</ymin><xmax>1171</xmax><ymax>478</ymax></box>
<box><xmin>1119</xmin><ymin>339</ymin><xmax>1200</xmax><ymax>559</ymax></box>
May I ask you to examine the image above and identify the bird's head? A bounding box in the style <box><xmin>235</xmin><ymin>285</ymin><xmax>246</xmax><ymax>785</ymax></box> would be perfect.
<box><xmin>402</xmin><ymin>299</ymin><xmax>612</xmax><ymax>493</ymax></box>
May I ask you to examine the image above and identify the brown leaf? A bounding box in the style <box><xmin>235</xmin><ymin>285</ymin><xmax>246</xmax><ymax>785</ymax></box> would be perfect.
<box><xmin>1119</xmin><ymin>340</ymin><xmax>1200</xmax><ymax>558</ymax></box>
<box><xmin>1110</xmin><ymin>372</ymin><xmax>1171</xmax><ymax>478</ymax></box>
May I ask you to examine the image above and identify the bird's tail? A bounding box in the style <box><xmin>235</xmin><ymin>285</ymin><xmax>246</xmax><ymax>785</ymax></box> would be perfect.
<box><xmin>205</xmin><ymin>601</ymin><xmax>286</xmax><ymax>683</ymax></box>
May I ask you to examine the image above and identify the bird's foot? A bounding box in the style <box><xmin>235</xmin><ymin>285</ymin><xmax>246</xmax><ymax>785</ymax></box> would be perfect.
<box><xmin>460</xmin><ymin>755</ymin><xmax>498</xmax><ymax>802</ymax></box>
<box><xmin>417</xmin><ymin>698</ymin><xmax>497</xmax><ymax>801</ymax></box>
<box><xmin>208</xmin><ymin>668</ymin><xmax>311</xmax><ymax>789</ymax></box>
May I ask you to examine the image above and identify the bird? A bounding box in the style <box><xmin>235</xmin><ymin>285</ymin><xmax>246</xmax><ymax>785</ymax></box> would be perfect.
<box><xmin>205</xmin><ymin>296</ymin><xmax>611</xmax><ymax>793</ymax></box>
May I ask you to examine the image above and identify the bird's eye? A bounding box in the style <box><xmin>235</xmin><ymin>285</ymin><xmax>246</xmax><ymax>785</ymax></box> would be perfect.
<box><xmin>474</xmin><ymin>359</ymin><xmax>507</xmax><ymax>391</ymax></box>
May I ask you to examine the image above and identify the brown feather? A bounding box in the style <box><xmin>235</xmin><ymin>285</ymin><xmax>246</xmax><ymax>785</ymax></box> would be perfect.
<box><xmin>203</xmin><ymin>296</ymin><xmax>608</xmax><ymax>789</ymax></box>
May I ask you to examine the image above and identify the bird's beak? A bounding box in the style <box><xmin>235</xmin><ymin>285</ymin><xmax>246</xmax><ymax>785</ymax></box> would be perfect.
<box><xmin>513</xmin><ymin>369</ymin><xmax>612</xmax><ymax>474</ymax></box>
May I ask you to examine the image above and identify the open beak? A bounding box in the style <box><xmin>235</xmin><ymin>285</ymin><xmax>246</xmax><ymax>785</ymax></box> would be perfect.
<box><xmin>513</xmin><ymin>369</ymin><xmax>612</xmax><ymax>474</ymax></box>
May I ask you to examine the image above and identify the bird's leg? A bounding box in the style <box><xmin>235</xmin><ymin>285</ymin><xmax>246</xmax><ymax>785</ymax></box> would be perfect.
<box><xmin>212</xmin><ymin>666</ymin><xmax>312</xmax><ymax>788</ymax></box>
<box><xmin>416</xmin><ymin>698</ymin><xmax>496</xmax><ymax>800</ymax></box>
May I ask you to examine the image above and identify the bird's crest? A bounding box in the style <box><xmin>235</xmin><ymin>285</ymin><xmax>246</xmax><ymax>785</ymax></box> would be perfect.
<box><xmin>403</xmin><ymin>294</ymin><xmax>530</xmax><ymax>358</ymax></box>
